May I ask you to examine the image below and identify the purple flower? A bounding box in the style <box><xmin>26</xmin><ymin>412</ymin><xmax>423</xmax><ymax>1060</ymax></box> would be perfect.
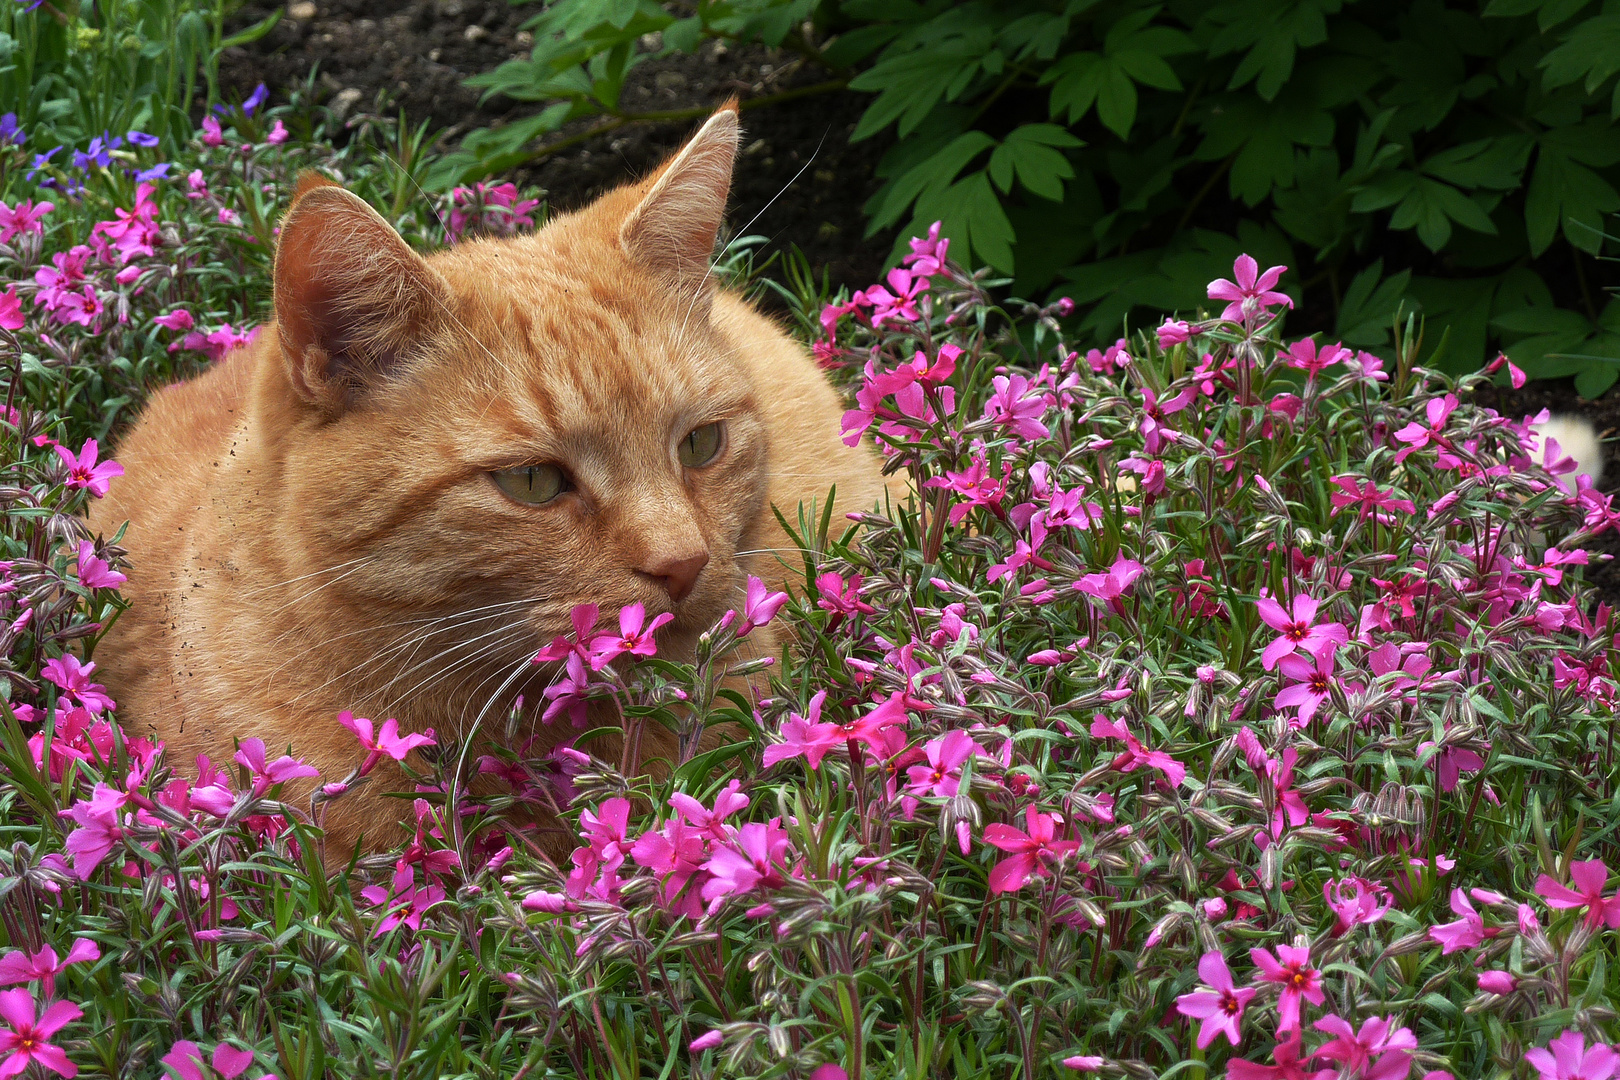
<box><xmin>134</xmin><ymin>162</ymin><xmax>172</xmax><ymax>182</ymax></box>
<box><xmin>242</xmin><ymin>83</ymin><xmax>269</xmax><ymax>116</ymax></box>
<box><xmin>125</xmin><ymin>130</ymin><xmax>160</xmax><ymax>148</ymax></box>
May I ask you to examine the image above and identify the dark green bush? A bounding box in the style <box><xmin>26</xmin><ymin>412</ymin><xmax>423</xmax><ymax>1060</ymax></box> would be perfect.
<box><xmin>450</xmin><ymin>0</ymin><xmax>1620</xmax><ymax>394</ymax></box>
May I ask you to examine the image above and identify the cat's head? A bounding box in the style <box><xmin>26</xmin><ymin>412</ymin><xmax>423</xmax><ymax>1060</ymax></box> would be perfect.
<box><xmin>257</xmin><ymin>104</ymin><xmax>769</xmax><ymax>679</ymax></box>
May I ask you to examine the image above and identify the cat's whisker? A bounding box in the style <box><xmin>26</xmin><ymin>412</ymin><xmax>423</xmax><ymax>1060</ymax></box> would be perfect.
<box><xmin>382</xmin><ymin>626</ymin><xmax>530</xmax><ymax>717</ymax></box>
<box><xmin>262</xmin><ymin>556</ymin><xmax>384</xmax><ymax>616</ymax></box>
<box><xmin>260</xmin><ymin>595</ymin><xmax>544</xmax><ymax>689</ymax></box>
<box><xmin>377</xmin><ymin>620</ymin><xmax>536</xmax><ymax>715</ymax></box>
<box><xmin>240</xmin><ymin>554</ymin><xmax>376</xmax><ymax>597</ymax></box>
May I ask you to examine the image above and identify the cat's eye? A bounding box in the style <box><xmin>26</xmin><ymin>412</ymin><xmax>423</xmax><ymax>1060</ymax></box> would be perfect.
<box><xmin>679</xmin><ymin>422</ymin><xmax>725</xmax><ymax>468</ymax></box>
<box><xmin>490</xmin><ymin>464</ymin><xmax>567</xmax><ymax>505</ymax></box>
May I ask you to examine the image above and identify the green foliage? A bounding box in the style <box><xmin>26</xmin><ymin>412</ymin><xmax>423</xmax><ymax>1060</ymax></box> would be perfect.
<box><xmin>0</xmin><ymin>0</ymin><xmax>279</xmax><ymax>160</ymax></box>
<box><xmin>454</xmin><ymin>0</ymin><xmax>1620</xmax><ymax>394</ymax></box>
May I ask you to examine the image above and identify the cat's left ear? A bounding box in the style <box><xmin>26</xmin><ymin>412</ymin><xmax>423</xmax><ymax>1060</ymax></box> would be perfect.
<box><xmin>619</xmin><ymin>102</ymin><xmax>739</xmax><ymax>303</ymax></box>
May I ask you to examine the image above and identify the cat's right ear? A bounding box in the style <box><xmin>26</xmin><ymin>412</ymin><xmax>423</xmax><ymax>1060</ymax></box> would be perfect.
<box><xmin>619</xmin><ymin>103</ymin><xmax>739</xmax><ymax>304</ymax></box>
<box><xmin>273</xmin><ymin>176</ymin><xmax>450</xmax><ymax>416</ymax></box>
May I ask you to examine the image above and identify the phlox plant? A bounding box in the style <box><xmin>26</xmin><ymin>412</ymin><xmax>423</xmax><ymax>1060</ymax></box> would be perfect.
<box><xmin>0</xmin><ymin>88</ymin><xmax>1617</xmax><ymax>1079</ymax></box>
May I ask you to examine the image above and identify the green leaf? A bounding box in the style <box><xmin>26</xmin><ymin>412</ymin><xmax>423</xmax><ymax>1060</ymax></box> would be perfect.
<box><xmin>850</xmin><ymin>40</ymin><xmax>987</xmax><ymax>139</ymax></box>
<box><xmin>219</xmin><ymin>9</ymin><xmax>283</xmax><ymax>49</ymax></box>
<box><xmin>867</xmin><ymin>131</ymin><xmax>996</xmax><ymax>232</ymax></box>
<box><xmin>1336</xmin><ymin>260</ymin><xmax>1413</xmax><ymax>347</ymax></box>
<box><xmin>1209</xmin><ymin>0</ymin><xmax>1337</xmax><ymax>102</ymax></box>
<box><xmin>1527</xmin><ymin>129</ymin><xmax>1620</xmax><ymax>256</ymax></box>
<box><xmin>987</xmin><ymin>124</ymin><xmax>1082</xmax><ymax>200</ymax></box>
<box><xmin>1421</xmin><ymin>135</ymin><xmax>1534</xmax><ymax>191</ymax></box>
<box><xmin>1197</xmin><ymin>97</ymin><xmax>1334</xmax><ymax>206</ymax></box>
<box><xmin>1540</xmin><ymin>15</ymin><xmax>1620</xmax><ymax>92</ymax></box>
<box><xmin>911</xmin><ymin>169</ymin><xmax>1016</xmax><ymax>272</ymax></box>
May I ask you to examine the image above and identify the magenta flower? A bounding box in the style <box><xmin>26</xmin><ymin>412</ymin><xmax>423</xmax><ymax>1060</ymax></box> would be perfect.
<box><xmin>1312</xmin><ymin>1014</ymin><xmax>1416</xmax><ymax>1078</ymax></box>
<box><xmin>1226</xmin><ymin>1033</ymin><xmax>1315</xmax><ymax>1080</ymax></box>
<box><xmin>983</xmin><ymin>805</ymin><xmax>1083</xmax><ymax>894</ymax></box>
<box><xmin>1074</xmin><ymin>553</ymin><xmax>1145</xmax><ymax>602</ymax></box>
<box><xmin>74</xmin><ymin>541</ymin><xmax>124</xmax><ymax>591</ymax></box>
<box><xmin>1392</xmin><ymin>394</ymin><xmax>1458</xmax><ymax>463</ymax></box>
<box><xmin>0</xmin><ymin>988</ymin><xmax>80</xmax><ymax>1078</ymax></box>
<box><xmin>534</xmin><ymin>602</ymin><xmax>599</xmax><ymax>663</ymax></box>
<box><xmin>0</xmin><ymin>199</ymin><xmax>52</xmax><ymax>245</ymax></box>
<box><xmin>700</xmin><ymin>819</ymin><xmax>792</xmax><ymax>912</ymax></box>
<box><xmin>1282</xmin><ymin>337</ymin><xmax>1350</xmax><ymax>376</ymax></box>
<box><xmin>737</xmin><ymin>575</ymin><xmax>788</xmax><ymax>636</ymax></box>
<box><xmin>1534</xmin><ymin>858</ymin><xmax>1620</xmax><ymax>929</ymax></box>
<box><xmin>587</xmin><ymin>602</ymin><xmax>673</xmax><ymax>669</ymax></box>
<box><xmin>1328</xmin><ymin>476</ymin><xmax>1417</xmax><ymax>522</ymax></box>
<box><xmin>152</xmin><ymin>309</ymin><xmax>194</xmax><ymax>332</ymax></box>
<box><xmin>814</xmin><ymin>572</ymin><xmax>874</xmax><ymax>620</ymax></box>
<box><xmin>982</xmin><ymin>373</ymin><xmax>1050</xmax><ymax>441</ymax></box>
<box><xmin>1207</xmin><ymin>255</ymin><xmax>1292</xmax><ymax>323</ymax></box>
<box><xmin>0</xmin><ymin>288</ymin><xmax>21</xmax><ymax>332</ymax></box>
<box><xmin>904</xmin><ymin>730</ymin><xmax>983</xmax><ymax>803</ymax></box>
<box><xmin>1156</xmin><ymin>319</ymin><xmax>1191</xmax><ymax>348</ymax></box>
<box><xmin>1250</xmin><ymin>945</ymin><xmax>1324</xmax><ymax>1034</ymax></box>
<box><xmin>1477</xmin><ymin>970</ymin><xmax>1516</xmax><ymax>995</ymax></box>
<box><xmin>233</xmin><ymin>737</ymin><xmax>319</xmax><ymax>796</ymax></box>
<box><xmin>762</xmin><ymin>691</ymin><xmax>841</xmax><ymax>770</ymax></box>
<box><xmin>902</xmin><ymin>220</ymin><xmax>950</xmax><ymax>276</ymax></box>
<box><xmin>39</xmin><ymin>654</ymin><xmax>115</xmax><ymax>714</ymax></box>
<box><xmin>1174</xmin><ymin>950</ymin><xmax>1255</xmax><ymax>1049</ymax></box>
<box><xmin>923</xmin><ymin>453</ymin><xmax>1012</xmax><ymax>524</ymax></box>
<box><xmin>266</xmin><ymin>118</ymin><xmax>289</xmax><ymax>144</ymax></box>
<box><xmin>200</xmin><ymin>115</ymin><xmax>224</xmax><ymax>146</ymax></box>
<box><xmin>338</xmin><ymin>711</ymin><xmax>435</xmax><ymax>777</ymax></box>
<box><xmin>161</xmin><ymin>1041</ymin><xmax>256</xmax><ymax>1080</ymax></box>
<box><xmin>1323</xmin><ymin>877</ymin><xmax>1392</xmax><ymax>936</ymax></box>
<box><xmin>58</xmin><ymin>783</ymin><xmax>129</xmax><ymax>879</ymax></box>
<box><xmin>1526</xmin><ymin>1031</ymin><xmax>1617</xmax><ymax>1080</ymax></box>
<box><xmin>1273</xmin><ymin>645</ymin><xmax>1339</xmax><ymax>726</ymax></box>
<box><xmin>0</xmin><ymin>940</ymin><xmax>98</xmax><ymax>1000</ymax></box>
<box><xmin>1089</xmin><ymin>714</ymin><xmax>1185</xmax><ymax>786</ymax></box>
<box><xmin>1255</xmin><ymin>594</ymin><xmax>1348</xmax><ymax>671</ymax></box>
<box><xmin>360</xmin><ymin>866</ymin><xmax>445</xmax><ymax>936</ymax></box>
<box><xmin>53</xmin><ymin>439</ymin><xmax>123</xmax><ymax>498</ymax></box>
<box><xmin>1140</xmin><ymin>386</ymin><xmax>1194</xmax><ymax>455</ymax></box>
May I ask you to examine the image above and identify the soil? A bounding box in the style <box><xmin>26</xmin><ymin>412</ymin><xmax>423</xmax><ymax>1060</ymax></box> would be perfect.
<box><xmin>215</xmin><ymin>0</ymin><xmax>894</xmax><ymax>293</ymax></box>
<box><xmin>217</xmin><ymin>0</ymin><xmax>1620</xmax><ymax>602</ymax></box>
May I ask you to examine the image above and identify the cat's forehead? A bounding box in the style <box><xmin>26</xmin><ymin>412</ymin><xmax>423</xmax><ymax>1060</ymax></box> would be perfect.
<box><xmin>425</xmin><ymin>234</ymin><xmax>750</xmax><ymax>427</ymax></box>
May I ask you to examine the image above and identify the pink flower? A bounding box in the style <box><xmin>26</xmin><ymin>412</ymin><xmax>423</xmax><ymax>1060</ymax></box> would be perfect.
<box><xmin>58</xmin><ymin>783</ymin><xmax>131</xmax><ymax>878</ymax></box>
<box><xmin>1392</xmin><ymin>394</ymin><xmax>1458</xmax><ymax>463</ymax></box>
<box><xmin>983</xmin><ymin>805</ymin><xmax>1083</xmax><ymax>894</ymax></box>
<box><xmin>1062</xmin><ymin>1055</ymin><xmax>1104</xmax><ymax>1072</ymax></box>
<box><xmin>982</xmin><ymin>373</ymin><xmax>1050</xmax><ymax>441</ymax></box>
<box><xmin>1273</xmin><ymin>645</ymin><xmax>1339</xmax><ymax>726</ymax></box>
<box><xmin>1282</xmin><ymin>338</ymin><xmax>1350</xmax><ymax>375</ymax></box>
<box><xmin>762</xmin><ymin>691</ymin><xmax>839</xmax><ymax>769</ymax></box>
<box><xmin>902</xmin><ymin>220</ymin><xmax>950</xmax><ymax>277</ymax></box>
<box><xmin>233</xmin><ymin>737</ymin><xmax>319</xmax><ymax>796</ymax></box>
<box><xmin>1328</xmin><ymin>476</ymin><xmax>1417</xmax><ymax>522</ymax></box>
<box><xmin>1251</xmin><ymin>945</ymin><xmax>1324</xmax><ymax>1034</ymax></box>
<box><xmin>1255</xmin><ymin>594</ymin><xmax>1348</xmax><ymax>671</ymax></box>
<box><xmin>0</xmin><ymin>288</ymin><xmax>21</xmax><ymax>332</ymax></box>
<box><xmin>1089</xmin><ymin>714</ymin><xmax>1185</xmax><ymax>786</ymax></box>
<box><xmin>266</xmin><ymin>119</ymin><xmax>289</xmax><ymax>144</ymax></box>
<box><xmin>0</xmin><ymin>940</ymin><xmax>98</xmax><ymax>999</ymax></box>
<box><xmin>814</xmin><ymin>572</ymin><xmax>874</xmax><ymax>620</ymax></box>
<box><xmin>1074</xmin><ymin>553</ymin><xmax>1145</xmax><ymax>602</ymax></box>
<box><xmin>0</xmin><ymin>988</ymin><xmax>80</xmax><ymax>1077</ymax></box>
<box><xmin>200</xmin><ymin>116</ymin><xmax>224</xmax><ymax>146</ymax></box>
<box><xmin>1174</xmin><ymin>950</ymin><xmax>1255</xmax><ymax>1049</ymax></box>
<box><xmin>1140</xmin><ymin>386</ymin><xmax>1194</xmax><ymax>454</ymax></box>
<box><xmin>923</xmin><ymin>453</ymin><xmax>1012</xmax><ymax>524</ymax></box>
<box><xmin>40</xmin><ymin>653</ymin><xmax>116</xmax><ymax>714</ymax></box>
<box><xmin>1207</xmin><ymin>255</ymin><xmax>1292</xmax><ymax>323</ymax></box>
<box><xmin>1312</xmin><ymin>1014</ymin><xmax>1416</xmax><ymax>1078</ymax></box>
<box><xmin>904</xmin><ymin>730</ymin><xmax>983</xmax><ymax>804</ymax></box>
<box><xmin>1477</xmin><ymin>970</ymin><xmax>1516</xmax><ymax>995</ymax></box>
<box><xmin>359</xmin><ymin>865</ymin><xmax>446</xmax><ymax>935</ymax></box>
<box><xmin>1156</xmin><ymin>319</ymin><xmax>1191</xmax><ymax>348</ymax></box>
<box><xmin>74</xmin><ymin>541</ymin><xmax>124</xmax><ymax>590</ymax></box>
<box><xmin>1534</xmin><ymin>858</ymin><xmax>1620</xmax><ymax>929</ymax></box>
<box><xmin>54</xmin><ymin>439</ymin><xmax>123</xmax><ymax>498</ymax></box>
<box><xmin>700</xmin><ymin>819</ymin><xmax>792</xmax><ymax>912</ymax></box>
<box><xmin>1226</xmin><ymin>1033</ymin><xmax>1317</xmax><ymax>1080</ymax></box>
<box><xmin>689</xmin><ymin>1030</ymin><xmax>723</xmax><ymax>1052</ymax></box>
<box><xmin>0</xmin><ymin>199</ymin><xmax>52</xmax><ymax>245</ymax></box>
<box><xmin>860</xmin><ymin>266</ymin><xmax>927</xmax><ymax>327</ymax></box>
<box><xmin>338</xmin><ymin>712</ymin><xmax>435</xmax><ymax>777</ymax></box>
<box><xmin>152</xmin><ymin>309</ymin><xmax>194</xmax><ymax>332</ymax></box>
<box><xmin>587</xmin><ymin>602</ymin><xmax>673</xmax><ymax>669</ymax></box>
<box><xmin>1323</xmin><ymin>877</ymin><xmax>1392</xmax><ymax>936</ymax></box>
<box><xmin>161</xmin><ymin>1040</ymin><xmax>257</xmax><ymax>1080</ymax></box>
<box><xmin>737</xmin><ymin>575</ymin><xmax>788</xmax><ymax>636</ymax></box>
<box><xmin>1525</xmin><ymin>1030</ymin><xmax>1618</xmax><ymax>1080</ymax></box>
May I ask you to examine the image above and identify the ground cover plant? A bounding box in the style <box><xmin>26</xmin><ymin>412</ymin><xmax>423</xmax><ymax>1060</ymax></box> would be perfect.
<box><xmin>451</xmin><ymin>0</ymin><xmax>1620</xmax><ymax>395</ymax></box>
<box><xmin>0</xmin><ymin>81</ymin><xmax>1618</xmax><ymax>1080</ymax></box>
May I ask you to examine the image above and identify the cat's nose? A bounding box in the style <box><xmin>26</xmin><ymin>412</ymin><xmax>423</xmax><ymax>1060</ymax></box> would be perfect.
<box><xmin>640</xmin><ymin>550</ymin><xmax>709</xmax><ymax>603</ymax></box>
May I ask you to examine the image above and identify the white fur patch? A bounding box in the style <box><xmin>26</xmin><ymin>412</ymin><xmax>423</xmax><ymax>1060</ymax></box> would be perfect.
<box><xmin>1532</xmin><ymin>415</ymin><xmax>1605</xmax><ymax>492</ymax></box>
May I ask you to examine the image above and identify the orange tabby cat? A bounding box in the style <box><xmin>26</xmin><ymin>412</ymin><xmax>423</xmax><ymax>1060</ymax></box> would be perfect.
<box><xmin>88</xmin><ymin>103</ymin><xmax>892</xmax><ymax>854</ymax></box>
